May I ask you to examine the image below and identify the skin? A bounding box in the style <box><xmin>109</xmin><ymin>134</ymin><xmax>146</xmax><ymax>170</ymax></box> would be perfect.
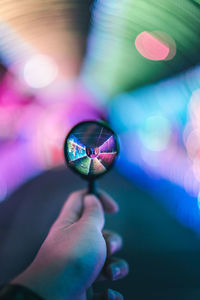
<box><xmin>12</xmin><ymin>190</ymin><xmax>129</xmax><ymax>300</ymax></box>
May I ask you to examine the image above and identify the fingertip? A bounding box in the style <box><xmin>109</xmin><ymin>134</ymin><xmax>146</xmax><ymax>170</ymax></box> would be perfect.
<box><xmin>106</xmin><ymin>258</ymin><xmax>129</xmax><ymax>281</ymax></box>
<box><xmin>66</xmin><ymin>189</ymin><xmax>87</xmax><ymax>203</ymax></box>
<box><xmin>103</xmin><ymin>231</ymin><xmax>123</xmax><ymax>255</ymax></box>
<box><xmin>98</xmin><ymin>190</ymin><xmax>119</xmax><ymax>214</ymax></box>
<box><xmin>108</xmin><ymin>201</ymin><xmax>119</xmax><ymax>214</ymax></box>
<box><xmin>84</xmin><ymin>194</ymin><xmax>102</xmax><ymax>208</ymax></box>
<box><xmin>56</xmin><ymin>189</ymin><xmax>86</xmax><ymax>225</ymax></box>
<box><xmin>94</xmin><ymin>289</ymin><xmax>124</xmax><ymax>300</ymax></box>
<box><xmin>107</xmin><ymin>289</ymin><xmax>124</xmax><ymax>300</ymax></box>
<box><xmin>82</xmin><ymin>194</ymin><xmax>105</xmax><ymax>230</ymax></box>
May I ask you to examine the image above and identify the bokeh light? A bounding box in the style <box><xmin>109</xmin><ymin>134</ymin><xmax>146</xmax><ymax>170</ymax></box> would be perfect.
<box><xmin>23</xmin><ymin>54</ymin><xmax>58</xmax><ymax>89</ymax></box>
<box><xmin>138</xmin><ymin>115</ymin><xmax>171</xmax><ymax>152</ymax></box>
<box><xmin>185</xmin><ymin>129</ymin><xmax>200</xmax><ymax>161</ymax></box>
<box><xmin>135</xmin><ymin>31</ymin><xmax>176</xmax><ymax>61</ymax></box>
<box><xmin>189</xmin><ymin>89</ymin><xmax>200</xmax><ymax>124</ymax></box>
<box><xmin>197</xmin><ymin>192</ymin><xmax>200</xmax><ymax>211</ymax></box>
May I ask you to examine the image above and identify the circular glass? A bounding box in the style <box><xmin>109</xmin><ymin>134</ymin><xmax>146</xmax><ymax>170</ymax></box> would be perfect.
<box><xmin>64</xmin><ymin>121</ymin><xmax>119</xmax><ymax>178</ymax></box>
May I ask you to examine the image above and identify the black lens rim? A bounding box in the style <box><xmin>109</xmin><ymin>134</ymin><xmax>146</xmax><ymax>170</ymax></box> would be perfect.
<box><xmin>64</xmin><ymin>120</ymin><xmax>120</xmax><ymax>180</ymax></box>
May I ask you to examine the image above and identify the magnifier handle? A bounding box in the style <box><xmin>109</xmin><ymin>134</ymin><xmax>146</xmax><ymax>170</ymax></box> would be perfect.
<box><xmin>88</xmin><ymin>180</ymin><xmax>96</xmax><ymax>194</ymax></box>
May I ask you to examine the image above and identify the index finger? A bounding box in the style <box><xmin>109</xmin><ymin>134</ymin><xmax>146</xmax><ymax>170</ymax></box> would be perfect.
<box><xmin>97</xmin><ymin>190</ymin><xmax>119</xmax><ymax>214</ymax></box>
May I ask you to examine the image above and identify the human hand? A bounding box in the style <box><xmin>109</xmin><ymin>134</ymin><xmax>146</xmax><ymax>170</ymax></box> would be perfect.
<box><xmin>12</xmin><ymin>190</ymin><xmax>128</xmax><ymax>300</ymax></box>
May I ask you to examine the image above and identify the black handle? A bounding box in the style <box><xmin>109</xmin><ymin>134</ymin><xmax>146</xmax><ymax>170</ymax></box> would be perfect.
<box><xmin>88</xmin><ymin>180</ymin><xmax>96</xmax><ymax>194</ymax></box>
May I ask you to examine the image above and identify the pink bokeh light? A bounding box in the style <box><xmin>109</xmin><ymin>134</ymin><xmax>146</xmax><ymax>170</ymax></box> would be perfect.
<box><xmin>135</xmin><ymin>31</ymin><xmax>176</xmax><ymax>61</ymax></box>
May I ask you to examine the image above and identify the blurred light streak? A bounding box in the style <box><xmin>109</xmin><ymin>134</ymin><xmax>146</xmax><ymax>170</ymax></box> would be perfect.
<box><xmin>0</xmin><ymin>0</ymin><xmax>199</xmax><ymax>235</ymax></box>
<box><xmin>0</xmin><ymin>175</ymin><xmax>7</xmax><ymax>203</ymax></box>
<box><xmin>82</xmin><ymin>0</ymin><xmax>200</xmax><ymax>97</ymax></box>
<box><xmin>0</xmin><ymin>21</ymin><xmax>34</xmax><ymax>67</ymax></box>
<box><xmin>108</xmin><ymin>65</ymin><xmax>200</xmax><ymax>233</ymax></box>
<box><xmin>185</xmin><ymin>129</ymin><xmax>200</xmax><ymax>160</ymax></box>
<box><xmin>198</xmin><ymin>192</ymin><xmax>200</xmax><ymax>211</ymax></box>
<box><xmin>0</xmin><ymin>76</ymin><xmax>103</xmax><ymax>197</ymax></box>
<box><xmin>0</xmin><ymin>0</ymin><xmax>91</xmax><ymax>83</ymax></box>
<box><xmin>0</xmin><ymin>141</ymin><xmax>43</xmax><ymax>197</ymax></box>
<box><xmin>118</xmin><ymin>132</ymin><xmax>196</xmax><ymax>194</ymax></box>
<box><xmin>184</xmin><ymin>89</ymin><xmax>200</xmax><ymax>183</ymax></box>
<box><xmin>188</xmin><ymin>89</ymin><xmax>200</xmax><ymax>125</ymax></box>
<box><xmin>117</xmin><ymin>136</ymin><xmax>200</xmax><ymax>233</ymax></box>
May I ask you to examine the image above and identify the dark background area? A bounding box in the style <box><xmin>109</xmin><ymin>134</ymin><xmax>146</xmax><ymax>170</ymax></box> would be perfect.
<box><xmin>1</xmin><ymin>168</ymin><xmax>200</xmax><ymax>299</ymax></box>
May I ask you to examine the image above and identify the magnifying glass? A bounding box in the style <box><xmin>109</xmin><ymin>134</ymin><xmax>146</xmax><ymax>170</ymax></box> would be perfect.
<box><xmin>64</xmin><ymin>120</ymin><xmax>119</xmax><ymax>193</ymax></box>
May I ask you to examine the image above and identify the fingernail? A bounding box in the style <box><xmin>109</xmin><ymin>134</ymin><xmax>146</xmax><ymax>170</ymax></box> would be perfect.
<box><xmin>109</xmin><ymin>235</ymin><xmax>122</xmax><ymax>254</ymax></box>
<box><xmin>110</xmin><ymin>239</ymin><xmax>118</xmax><ymax>253</ymax></box>
<box><xmin>111</xmin><ymin>265</ymin><xmax>122</xmax><ymax>280</ymax></box>
<box><xmin>113</xmin><ymin>202</ymin><xmax>119</xmax><ymax>213</ymax></box>
<box><xmin>108</xmin><ymin>289</ymin><xmax>124</xmax><ymax>300</ymax></box>
<box><xmin>108</xmin><ymin>261</ymin><xmax>129</xmax><ymax>280</ymax></box>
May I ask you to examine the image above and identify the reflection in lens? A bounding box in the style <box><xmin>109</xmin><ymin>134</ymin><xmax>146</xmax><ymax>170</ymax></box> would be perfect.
<box><xmin>65</xmin><ymin>122</ymin><xmax>118</xmax><ymax>177</ymax></box>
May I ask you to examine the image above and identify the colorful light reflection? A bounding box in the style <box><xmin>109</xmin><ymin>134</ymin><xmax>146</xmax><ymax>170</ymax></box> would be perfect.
<box><xmin>65</xmin><ymin>122</ymin><xmax>118</xmax><ymax>177</ymax></box>
<box><xmin>109</xmin><ymin>65</ymin><xmax>200</xmax><ymax>233</ymax></box>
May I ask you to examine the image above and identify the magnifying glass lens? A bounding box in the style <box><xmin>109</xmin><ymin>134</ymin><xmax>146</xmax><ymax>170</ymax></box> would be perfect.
<box><xmin>65</xmin><ymin>121</ymin><xmax>119</xmax><ymax>178</ymax></box>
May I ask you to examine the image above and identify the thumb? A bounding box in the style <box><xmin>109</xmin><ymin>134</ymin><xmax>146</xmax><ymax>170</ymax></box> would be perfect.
<box><xmin>80</xmin><ymin>194</ymin><xmax>105</xmax><ymax>231</ymax></box>
<box><xmin>54</xmin><ymin>190</ymin><xmax>86</xmax><ymax>227</ymax></box>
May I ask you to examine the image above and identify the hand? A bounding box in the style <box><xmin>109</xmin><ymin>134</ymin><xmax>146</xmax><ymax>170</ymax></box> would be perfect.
<box><xmin>12</xmin><ymin>190</ymin><xmax>129</xmax><ymax>300</ymax></box>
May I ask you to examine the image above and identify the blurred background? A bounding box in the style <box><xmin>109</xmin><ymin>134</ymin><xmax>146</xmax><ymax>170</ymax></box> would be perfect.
<box><xmin>0</xmin><ymin>0</ymin><xmax>200</xmax><ymax>299</ymax></box>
